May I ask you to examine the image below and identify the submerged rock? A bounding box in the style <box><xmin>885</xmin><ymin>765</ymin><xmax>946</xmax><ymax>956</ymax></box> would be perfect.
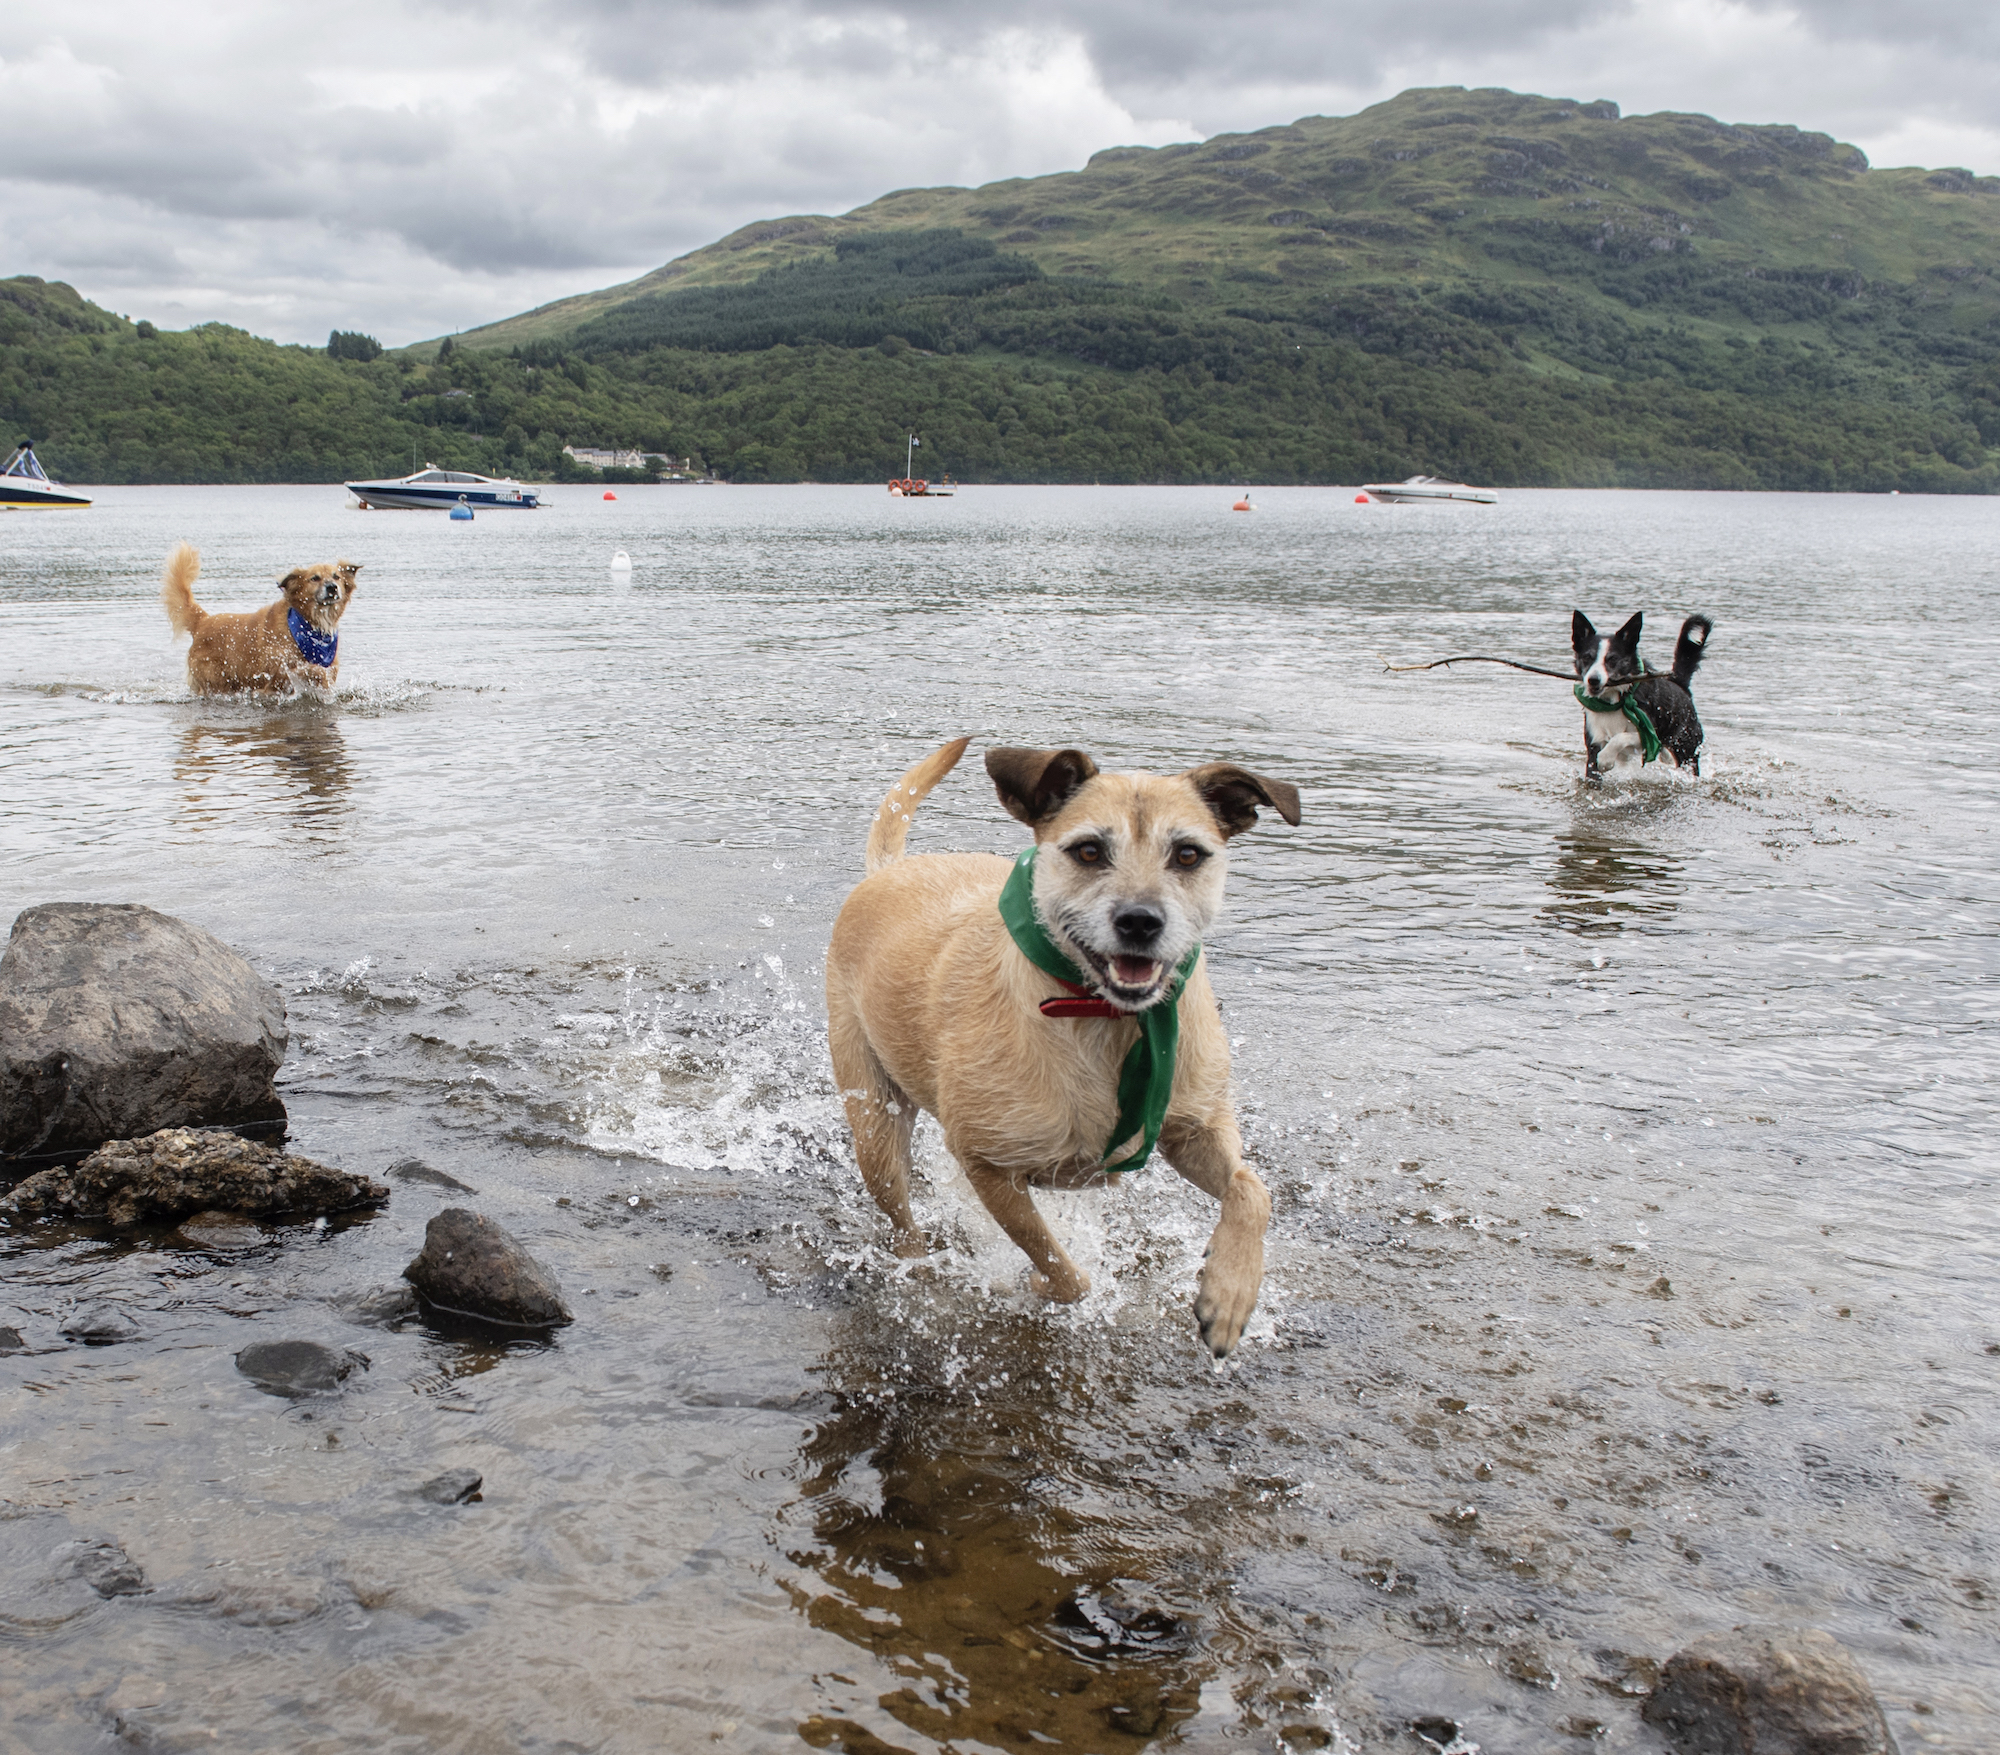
<box><xmin>403</xmin><ymin>1207</ymin><xmax>572</xmax><ymax>1328</ymax></box>
<box><xmin>61</xmin><ymin>1304</ymin><xmax>140</xmax><ymax>1345</ymax></box>
<box><xmin>68</xmin><ymin>1537</ymin><xmax>148</xmax><ymax>1598</ymax></box>
<box><xmin>177</xmin><ymin>1208</ymin><xmax>264</xmax><ymax>1251</ymax></box>
<box><xmin>0</xmin><ymin>1128</ymin><xmax>388</xmax><ymax>1227</ymax></box>
<box><xmin>389</xmin><ymin>1158</ymin><xmax>478</xmax><ymax>1194</ymax></box>
<box><xmin>1499</xmin><ymin>1640</ymin><xmax>1558</xmax><ymax>1688</ymax></box>
<box><xmin>0</xmin><ymin>1324</ymin><xmax>26</xmax><ymax>1353</ymax></box>
<box><xmin>333</xmin><ymin>1284</ymin><xmax>419</xmax><ymax>1327</ymax></box>
<box><xmin>1643</xmin><ymin>1624</ymin><xmax>1898</xmax><ymax>1754</ymax></box>
<box><xmin>418</xmin><ymin>1468</ymin><xmax>483</xmax><ymax>1504</ymax></box>
<box><xmin>0</xmin><ymin>903</ymin><xmax>287</xmax><ymax>1162</ymax></box>
<box><xmin>235</xmin><ymin>1338</ymin><xmax>368</xmax><ymax>1396</ymax></box>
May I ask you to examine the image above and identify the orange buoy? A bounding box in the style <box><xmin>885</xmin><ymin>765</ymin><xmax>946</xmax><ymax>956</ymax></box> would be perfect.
<box><xmin>1232</xmin><ymin>495</ymin><xmax>1252</xmax><ymax>512</ymax></box>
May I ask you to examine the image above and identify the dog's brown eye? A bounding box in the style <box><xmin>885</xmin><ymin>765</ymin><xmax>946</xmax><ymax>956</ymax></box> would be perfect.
<box><xmin>1069</xmin><ymin>841</ymin><xmax>1104</xmax><ymax>866</ymax></box>
<box><xmin>1173</xmin><ymin>843</ymin><xmax>1206</xmax><ymax>870</ymax></box>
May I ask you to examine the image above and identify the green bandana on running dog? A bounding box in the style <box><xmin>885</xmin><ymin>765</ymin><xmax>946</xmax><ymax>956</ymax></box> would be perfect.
<box><xmin>997</xmin><ymin>847</ymin><xmax>1200</xmax><ymax>1173</ymax></box>
<box><xmin>1574</xmin><ymin>684</ymin><xmax>1662</xmax><ymax>764</ymax></box>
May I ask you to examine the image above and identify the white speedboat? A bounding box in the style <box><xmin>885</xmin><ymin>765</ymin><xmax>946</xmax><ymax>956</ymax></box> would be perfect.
<box><xmin>1</xmin><ymin>442</ymin><xmax>91</xmax><ymax>510</ymax></box>
<box><xmin>345</xmin><ymin>464</ymin><xmax>539</xmax><ymax>510</ymax></box>
<box><xmin>1361</xmin><ymin>475</ymin><xmax>1497</xmax><ymax>506</ymax></box>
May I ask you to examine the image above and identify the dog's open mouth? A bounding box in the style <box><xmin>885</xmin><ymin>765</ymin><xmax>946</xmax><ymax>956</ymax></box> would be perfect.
<box><xmin>1073</xmin><ymin>944</ymin><xmax>1169</xmax><ymax>1008</ymax></box>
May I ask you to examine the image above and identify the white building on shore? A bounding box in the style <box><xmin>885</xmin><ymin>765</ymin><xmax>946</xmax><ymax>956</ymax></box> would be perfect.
<box><xmin>562</xmin><ymin>445</ymin><xmax>655</xmax><ymax>472</ymax></box>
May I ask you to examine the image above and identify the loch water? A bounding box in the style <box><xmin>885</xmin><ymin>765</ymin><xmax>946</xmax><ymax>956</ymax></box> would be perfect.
<box><xmin>1</xmin><ymin>484</ymin><xmax>1995</xmax><ymax>1754</ymax></box>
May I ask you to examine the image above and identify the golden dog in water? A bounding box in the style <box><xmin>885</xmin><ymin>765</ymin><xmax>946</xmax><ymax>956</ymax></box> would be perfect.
<box><xmin>825</xmin><ymin>738</ymin><xmax>1301</xmax><ymax>1358</ymax></box>
<box><xmin>160</xmin><ymin>542</ymin><xmax>359</xmax><ymax>696</ymax></box>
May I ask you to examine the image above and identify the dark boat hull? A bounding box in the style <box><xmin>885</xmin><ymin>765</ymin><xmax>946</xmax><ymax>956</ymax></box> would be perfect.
<box><xmin>0</xmin><ymin>484</ymin><xmax>91</xmax><ymax>509</ymax></box>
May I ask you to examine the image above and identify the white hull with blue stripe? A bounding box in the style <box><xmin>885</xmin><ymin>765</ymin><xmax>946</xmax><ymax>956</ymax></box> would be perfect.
<box><xmin>346</xmin><ymin>465</ymin><xmax>540</xmax><ymax>510</ymax></box>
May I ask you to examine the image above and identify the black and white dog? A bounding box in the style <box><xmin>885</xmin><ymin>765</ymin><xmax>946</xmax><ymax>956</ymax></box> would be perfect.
<box><xmin>1572</xmin><ymin>610</ymin><xmax>1713</xmax><ymax>778</ymax></box>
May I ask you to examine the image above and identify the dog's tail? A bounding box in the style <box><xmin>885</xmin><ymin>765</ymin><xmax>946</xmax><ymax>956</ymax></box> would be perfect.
<box><xmin>160</xmin><ymin>543</ymin><xmax>206</xmax><ymax>640</ymax></box>
<box><xmin>1670</xmin><ymin>614</ymin><xmax>1714</xmax><ymax>688</ymax></box>
<box><xmin>864</xmin><ymin>737</ymin><xmax>970</xmax><ymax>875</ymax></box>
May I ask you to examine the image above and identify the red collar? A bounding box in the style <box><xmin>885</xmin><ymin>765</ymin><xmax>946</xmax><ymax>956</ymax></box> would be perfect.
<box><xmin>1038</xmin><ymin>975</ymin><xmax>1123</xmax><ymax>1020</ymax></box>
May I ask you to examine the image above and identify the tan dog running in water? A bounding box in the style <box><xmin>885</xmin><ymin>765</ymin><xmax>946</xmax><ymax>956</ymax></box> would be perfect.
<box><xmin>826</xmin><ymin>738</ymin><xmax>1301</xmax><ymax>1358</ymax></box>
<box><xmin>160</xmin><ymin>542</ymin><xmax>359</xmax><ymax>696</ymax></box>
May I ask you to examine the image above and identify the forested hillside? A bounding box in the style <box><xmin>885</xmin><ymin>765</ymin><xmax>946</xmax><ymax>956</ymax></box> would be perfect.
<box><xmin>6</xmin><ymin>85</ymin><xmax>1999</xmax><ymax>490</ymax></box>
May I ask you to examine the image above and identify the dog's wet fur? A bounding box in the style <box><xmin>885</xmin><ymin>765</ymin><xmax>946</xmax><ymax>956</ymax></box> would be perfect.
<box><xmin>1572</xmin><ymin>609</ymin><xmax>1713</xmax><ymax>778</ymax></box>
<box><xmin>161</xmin><ymin>542</ymin><xmax>360</xmax><ymax>696</ymax></box>
<box><xmin>824</xmin><ymin>739</ymin><xmax>1301</xmax><ymax>1358</ymax></box>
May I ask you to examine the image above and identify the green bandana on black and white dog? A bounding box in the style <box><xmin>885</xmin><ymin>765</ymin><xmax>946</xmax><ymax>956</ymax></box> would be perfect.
<box><xmin>1573</xmin><ymin>684</ymin><xmax>1662</xmax><ymax>763</ymax></box>
<box><xmin>997</xmin><ymin>847</ymin><xmax>1200</xmax><ymax>1173</ymax></box>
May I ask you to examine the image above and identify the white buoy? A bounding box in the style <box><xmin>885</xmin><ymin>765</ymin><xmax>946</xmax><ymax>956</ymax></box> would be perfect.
<box><xmin>610</xmin><ymin>549</ymin><xmax>632</xmax><ymax>571</ymax></box>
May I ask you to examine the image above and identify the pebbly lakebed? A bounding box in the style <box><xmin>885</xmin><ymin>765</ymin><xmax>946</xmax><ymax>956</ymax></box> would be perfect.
<box><xmin>1</xmin><ymin>482</ymin><xmax>1995</xmax><ymax>1752</ymax></box>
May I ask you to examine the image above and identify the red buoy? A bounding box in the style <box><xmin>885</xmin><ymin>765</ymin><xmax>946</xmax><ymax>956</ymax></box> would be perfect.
<box><xmin>603</xmin><ymin>491</ymin><xmax>618</xmax><ymax>501</ymax></box>
<box><xmin>1355</xmin><ymin>493</ymin><xmax>1370</xmax><ymax>504</ymax></box>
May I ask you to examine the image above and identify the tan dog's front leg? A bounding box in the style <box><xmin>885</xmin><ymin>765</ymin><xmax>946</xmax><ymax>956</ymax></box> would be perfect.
<box><xmin>959</xmin><ymin>1154</ymin><xmax>1091</xmax><ymax>1303</ymax></box>
<box><xmin>1160</xmin><ymin>1118</ymin><xmax>1271</xmax><ymax>1358</ymax></box>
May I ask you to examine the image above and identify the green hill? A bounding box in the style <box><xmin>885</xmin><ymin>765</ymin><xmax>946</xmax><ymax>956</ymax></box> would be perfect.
<box><xmin>6</xmin><ymin>86</ymin><xmax>2000</xmax><ymax>490</ymax></box>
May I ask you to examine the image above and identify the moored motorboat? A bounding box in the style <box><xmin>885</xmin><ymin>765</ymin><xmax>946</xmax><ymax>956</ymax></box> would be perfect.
<box><xmin>345</xmin><ymin>464</ymin><xmax>539</xmax><ymax>510</ymax></box>
<box><xmin>1</xmin><ymin>442</ymin><xmax>91</xmax><ymax>510</ymax></box>
<box><xmin>1361</xmin><ymin>474</ymin><xmax>1497</xmax><ymax>506</ymax></box>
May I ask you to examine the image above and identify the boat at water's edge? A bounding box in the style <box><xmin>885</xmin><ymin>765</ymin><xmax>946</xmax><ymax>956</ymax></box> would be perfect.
<box><xmin>345</xmin><ymin>464</ymin><xmax>540</xmax><ymax>510</ymax></box>
<box><xmin>1</xmin><ymin>442</ymin><xmax>91</xmax><ymax>510</ymax></box>
<box><xmin>1362</xmin><ymin>475</ymin><xmax>1497</xmax><ymax>506</ymax></box>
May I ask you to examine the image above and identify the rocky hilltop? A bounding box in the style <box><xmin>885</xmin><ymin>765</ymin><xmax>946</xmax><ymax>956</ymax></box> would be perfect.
<box><xmin>438</xmin><ymin>86</ymin><xmax>1999</xmax><ymax>355</ymax></box>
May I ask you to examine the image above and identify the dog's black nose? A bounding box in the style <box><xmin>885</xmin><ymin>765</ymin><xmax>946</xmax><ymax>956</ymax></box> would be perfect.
<box><xmin>1113</xmin><ymin>905</ymin><xmax>1165</xmax><ymax>948</ymax></box>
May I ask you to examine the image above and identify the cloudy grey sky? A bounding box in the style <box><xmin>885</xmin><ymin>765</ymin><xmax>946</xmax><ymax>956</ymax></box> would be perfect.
<box><xmin>3</xmin><ymin>0</ymin><xmax>1992</xmax><ymax>346</ymax></box>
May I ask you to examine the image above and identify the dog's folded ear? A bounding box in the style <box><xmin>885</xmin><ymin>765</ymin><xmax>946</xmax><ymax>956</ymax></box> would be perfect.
<box><xmin>986</xmin><ymin>746</ymin><xmax>1100</xmax><ymax>827</ymax></box>
<box><xmin>1182</xmin><ymin>763</ymin><xmax>1302</xmax><ymax>837</ymax></box>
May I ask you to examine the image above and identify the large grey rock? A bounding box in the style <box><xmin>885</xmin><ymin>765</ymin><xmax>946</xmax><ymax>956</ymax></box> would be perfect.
<box><xmin>404</xmin><ymin>1207</ymin><xmax>572</xmax><ymax>1328</ymax></box>
<box><xmin>0</xmin><ymin>1128</ymin><xmax>387</xmax><ymax>1227</ymax></box>
<box><xmin>1</xmin><ymin>903</ymin><xmax>287</xmax><ymax>1162</ymax></box>
<box><xmin>1642</xmin><ymin>1625</ymin><xmax>1898</xmax><ymax>1755</ymax></box>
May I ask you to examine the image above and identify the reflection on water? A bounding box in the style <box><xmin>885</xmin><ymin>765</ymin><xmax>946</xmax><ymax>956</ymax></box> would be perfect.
<box><xmin>173</xmin><ymin>710</ymin><xmax>352</xmax><ymax>833</ymax></box>
<box><xmin>1541</xmin><ymin>830</ymin><xmax>1684</xmax><ymax>936</ymax></box>
<box><xmin>789</xmin><ymin>1319</ymin><xmax>1206</xmax><ymax>1751</ymax></box>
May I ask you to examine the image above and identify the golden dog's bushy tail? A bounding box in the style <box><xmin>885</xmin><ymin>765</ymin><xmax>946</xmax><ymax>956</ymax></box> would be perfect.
<box><xmin>160</xmin><ymin>543</ymin><xmax>206</xmax><ymax>639</ymax></box>
<box><xmin>865</xmin><ymin>737</ymin><xmax>969</xmax><ymax>874</ymax></box>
